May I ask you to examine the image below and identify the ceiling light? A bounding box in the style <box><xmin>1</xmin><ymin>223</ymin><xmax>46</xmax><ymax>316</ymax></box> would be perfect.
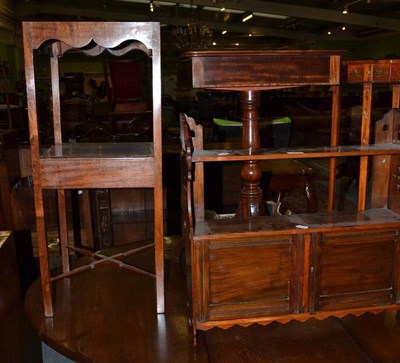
<box><xmin>222</xmin><ymin>30</ymin><xmax>227</xmax><ymax>35</ymax></box>
<box><xmin>327</xmin><ymin>31</ymin><xmax>332</xmax><ymax>35</ymax></box>
<box><xmin>242</xmin><ymin>13</ymin><xmax>253</xmax><ymax>22</ymax></box>
<box><xmin>253</xmin><ymin>12</ymin><xmax>289</xmax><ymax>20</ymax></box>
<box><xmin>342</xmin><ymin>26</ymin><xmax>346</xmax><ymax>30</ymax></box>
<box><xmin>203</xmin><ymin>6</ymin><xmax>220</xmax><ymax>11</ymax></box>
<box><xmin>179</xmin><ymin>3</ymin><xmax>197</xmax><ymax>8</ymax></box>
<box><xmin>203</xmin><ymin>7</ymin><xmax>244</xmax><ymax>14</ymax></box>
<box><xmin>118</xmin><ymin>0</ymin><xmax>148</xmax><ymax>3</ymax></box>
<box><xmin>212</xmin><ymin>42</ymin><xmax>217</xmax><ymax>46</ymax></box>
<box><xmin>235</xmin><ymin>43</ymin><xmax>240</xmax><ymax>46</ymax></box>
<box><xmin>342</xmin><ymin>6</ymin><xmax>348</xmax><ymax>14</ymax></box>
<box><xmin>218</xmin><ymin>8</ymin><xmax>244</xmax><ymax>14</ymax></box>
<box><xmin>172</xmin><ymin>1</ymin><xmax>213</xmax><ymax>49</ymax></box>
<box><xmin>248</xmin><ymin>33</ymin><xmax>253</xmax><ymax>37</ymax></box>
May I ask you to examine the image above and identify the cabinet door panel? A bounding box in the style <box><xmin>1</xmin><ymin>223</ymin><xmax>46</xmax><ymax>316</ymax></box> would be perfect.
<box><xmin>313</xmin><ymin>229</ymin><xmax>399</xmax><ymax>311</ymax></box>
<box><xmin>195</xmin><ymin>234</ymin><xmax>300</xmax><ymax>321</ymax></box>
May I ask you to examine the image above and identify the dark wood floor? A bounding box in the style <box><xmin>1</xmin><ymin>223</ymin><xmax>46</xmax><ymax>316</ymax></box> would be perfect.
<box><xmin>3</xmin><ymin>236</ymin><xmax>400</xmax><ymax>362</ymax></box>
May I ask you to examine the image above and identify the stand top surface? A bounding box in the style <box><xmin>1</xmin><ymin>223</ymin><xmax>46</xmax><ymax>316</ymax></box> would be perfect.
<box><xmin>41</xmin><ymin>142</ymin><xmax>154</xmax><ymax>158</ymax></box>
<box><xmin>181</xmin><ymin>49</ymin><xmax>345</xmax><ymax>59</ymax></box>
<box><xmin>178</xmin><ymin>49</ymin><xmax>343</xmax><ymax>91</ymax></box>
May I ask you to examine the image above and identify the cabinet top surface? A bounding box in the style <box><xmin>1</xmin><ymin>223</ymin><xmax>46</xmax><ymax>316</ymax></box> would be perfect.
<box><xmin>41</xmin><ymin>142</ymin><xmax>153</xmax><ymax>158</ymax></box>
<box><xmin>195</xmin><ymin>208</ymin><xmax>400</xmax><ymax>238</ymax></box>
<box><xmin>181</xmin><ymin>49</ymin><xmax>345</xmax><ymax>59</ymax></box>
<box><xmin>192</xmin><ymin>144</ymin><xmax>400</xmax><ymax>162</ymax></box>
<box><xmin>343</xmin><ymin>59</ymin><xmax>400</xmax><ymax>65</ymax></box>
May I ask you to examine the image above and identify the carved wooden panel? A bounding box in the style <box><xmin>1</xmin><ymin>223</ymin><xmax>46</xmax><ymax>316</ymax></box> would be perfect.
<box><xmin>194</xmin><ymin>234</ymin><xmax>300</xmax><ymax>321</ymax></box>
<box><xmin>312</xmin><ymin>228</ymin><xmax>400</xmax><ymax>311</ymax></box>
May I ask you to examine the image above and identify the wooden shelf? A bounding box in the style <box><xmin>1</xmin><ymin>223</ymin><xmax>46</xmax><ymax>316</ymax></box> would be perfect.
<box><xmin>194</xmin><ymin>208</ymin><xmax>400</xmax><ymax>238</ymax></box>
<box><xmin>38</xmin><ymin>142</ymin><xmax>156</xmax><ymax>188</ymax></box>
<box><xmin>41</xmin><ymin>142</ymin><xmax>153</xmax><ymax>158</ymax></box>
<box><xmin>193</xmin><ymin>144</ymin><xmax>400</xmax><ymax>162</ymax></box>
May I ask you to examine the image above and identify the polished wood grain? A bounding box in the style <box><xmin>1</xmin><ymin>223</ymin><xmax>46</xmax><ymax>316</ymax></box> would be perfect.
<box><xmin>205</xmin><ymin>318</ymin><xmax>372</xmax><ymax>363</ymax></box>
<box><xmin>39</xmin><ymin>158</ymin><xmax>155</xmax><ymax>189</ymax></box>
<box><xmin>341</xmin><ymin>311</ymin><xmax>400</xmax><ymax>363</ymax></box>
<box><xmin>179</xmin><ymin>50</ymin><xmax>343</xmax><ymax>90</ymax></box>
<box><xmin>23</xmin><ymin>21</ymin><xmax>164</xmax><ymax>316</ymax></box>
<box><xmin>194</xmin><ymin>209</ymin><xmax>400</xmax><ymax>237</ymax></box>
<box><xmin>342</xmin><ymin>59</ymin><xmax>400</xmax><ymax>84</ymax></box>
<box><xmin>23</xmin><ymin>237</ymin><xmax>400</xmax><ymax>362</ymax></box>
<box><xmin>25</xmin><ymin>240</ymin><xmax>208</xmax><ymax>363</ymax></box>
<box><xmin>370</xmin><ymin>110</ymin><xmax>398</xmax><ymax>208</ymax></box>
<box><xmin>180</xmin><ymin>100</ymin><xmax>400</xmax><ymax>340</ymax></box>
<box><xmin>342</xmin><ymin>59</ymin><xmax>400</xmax><ymax>211</ymax></box>
<box><xmin>192</xmin><ymin>144</ymin><xmax>400</xmax><ymax>162</ymax></box>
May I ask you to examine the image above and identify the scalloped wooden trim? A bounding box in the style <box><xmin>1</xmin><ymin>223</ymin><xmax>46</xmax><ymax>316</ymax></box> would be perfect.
<box><xmin>22</xmin><ymin>21</ymin><xmax>156</xmax><ymax>56</ymax></box>
<box><xmin>195</xmin><ymin>305</ymin><xmax>400</xmax><ymax>332</ymax></box>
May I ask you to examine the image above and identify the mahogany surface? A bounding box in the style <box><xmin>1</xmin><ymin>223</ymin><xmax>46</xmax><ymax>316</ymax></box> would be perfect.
<box><xmin>39</xmin><ymin>142</ymin><xmax>156</xmax><ymax>189</ymax></box>
<box><xmin>23</xmin><ymin>237</ymin><xmax>400</xmax><ymax>362</ymax></box>
<box><xmin>178</xmin><ymin>50</ymin><xmax>344</xmax><ymax>90</ymax></box>
<box><xmin>180</xmin><ymin>82</ymin><xmax>400</xmax><ymax>338</ymax></box>
<box><xmin>192</xmin><ymin>144</ymin><xmax>400</xmax><ymax>162</ymax></box>
<box><xmin>194</xmin><ymin>208</ymin><xmax>400</xmax><ymax>237</ymax></box>
<box><xmin>23</xmin><ymin>21</ymin><xmax>164</xmax><ymax>316</ymax></box>
<box><xmin>24</xmin><ymin>240</ymin><xmax>208</xmax><ymax>363</ymax></box>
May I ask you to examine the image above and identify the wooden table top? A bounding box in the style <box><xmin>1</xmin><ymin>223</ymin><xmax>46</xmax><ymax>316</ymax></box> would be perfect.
<box><xmin>178</xmin><ymin>49</ymin><xmax>343</xmax><ymax>91</ymax></box>
<box><xmin>24</xmin><ymin>239</ymin><xmax>207</xmax><ymax>362</ymax></box>
<box><xmin>23</xmin><ymin>236</ymin><xmax>400</xmax><ymax>362</ymax></box>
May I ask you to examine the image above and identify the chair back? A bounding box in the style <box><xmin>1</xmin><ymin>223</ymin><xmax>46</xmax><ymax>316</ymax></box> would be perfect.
<box><xmin>109</xmin><ymin>59</ymin><xmax>142</xmax><ymax>102</ymax></box>
<box><xmin>107</xmin><ymin>59</ymin><xmax>149</xmax><ymax>113</ymax></box>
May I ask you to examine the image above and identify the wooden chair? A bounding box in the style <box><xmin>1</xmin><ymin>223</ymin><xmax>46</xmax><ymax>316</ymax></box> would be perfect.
<box><xmin>106</xmin><ymin>58</ymin><xmax>152</xmax><ymax>133</ymax></box>
<box><xmin>108</xmin><ymin>59</ymin><xmax>144</xmax><ymax>106</ymax></box>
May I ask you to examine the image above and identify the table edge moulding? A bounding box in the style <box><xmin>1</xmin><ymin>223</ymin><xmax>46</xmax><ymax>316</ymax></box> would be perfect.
<box><xmin>22</xmin><ymin>21</ymin><xmax>164</xmax><ymax>317</ymax></box>
<box><xmin>178</xmin><ymin>51</ymin><xmax>400</xmax><ymax>344</ymax></box>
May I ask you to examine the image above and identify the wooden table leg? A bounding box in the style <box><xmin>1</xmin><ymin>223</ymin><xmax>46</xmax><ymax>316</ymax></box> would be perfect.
<box><xmin>236</xmin><ymin>90</ymin><xmax>266</xmax><ymax>218</ymax></box>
